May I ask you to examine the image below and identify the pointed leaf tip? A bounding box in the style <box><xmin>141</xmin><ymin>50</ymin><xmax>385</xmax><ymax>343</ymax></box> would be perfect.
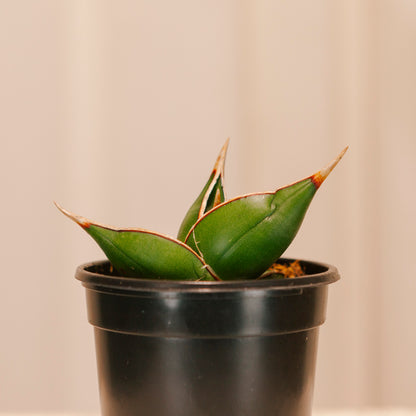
<box><xmin>311</xmin><ymin>146</ymin><xmax>348</xmax><ymax>188</ymax></box>
<box><xmin>213</xmin><ymin>138</ymin><xmax>230</xmax><ymax>176</ymax></box>
<box><xmin>177</xmin><ymin>139</ymin><xmax>229</xmax><ymax>242</ymax></box>
<box><xmin>54</xmin><ymin>201</ymin><xmax>91</xmax><ymax>229</ymax></box>
<box><xmin>199</xmin><ymin>138</ymin><xmax>229</xmax><ymax>216</ymax></box>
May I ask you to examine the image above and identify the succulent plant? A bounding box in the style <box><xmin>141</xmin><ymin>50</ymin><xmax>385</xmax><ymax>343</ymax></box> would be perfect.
<box><xmin>56</xmin><ymin>141</ymin><xmax>347</xmax><ymax>281</ymax></box>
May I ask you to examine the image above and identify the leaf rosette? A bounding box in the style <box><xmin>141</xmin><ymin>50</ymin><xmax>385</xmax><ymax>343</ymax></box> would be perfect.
<box><xmin>56</xmin><ymin>142</ymin><xmax>347</xmax><ymax>281</ymax></box>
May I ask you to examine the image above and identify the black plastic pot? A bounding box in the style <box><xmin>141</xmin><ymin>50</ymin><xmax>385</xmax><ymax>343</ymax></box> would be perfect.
<box><xmin>76</xmin><ymin>258</ymin><xmax>339</xmax><ymax>416</ymax></box>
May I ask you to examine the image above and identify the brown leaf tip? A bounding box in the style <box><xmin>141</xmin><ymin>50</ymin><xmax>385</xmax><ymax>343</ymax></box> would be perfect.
<box><xmin>311</xmin><ymin>146</ymin><xmax>348</xmax><ymax>189</ymax></box>
<box><xmin>212</xmin><ymin>138</ymin><xmax>230</xmax><ymax>176</ymax></box>
<box><xmin>54</xmin><ymin>201</ymin><xmax>91</xmax><ymax>229</ymax></box>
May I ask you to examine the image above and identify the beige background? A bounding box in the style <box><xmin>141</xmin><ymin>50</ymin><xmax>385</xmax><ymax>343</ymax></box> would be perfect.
<box><xmin>1</xmin><ymin>0</ymin><xmax>415</xmax><ymax>412</ymax></box>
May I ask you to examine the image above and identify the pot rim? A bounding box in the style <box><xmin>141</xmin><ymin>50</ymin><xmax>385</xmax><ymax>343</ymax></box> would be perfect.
<box><xmin>76</xmin><ymin>258</ymin><xmax>340</xmax><ymax>293</ymax></box>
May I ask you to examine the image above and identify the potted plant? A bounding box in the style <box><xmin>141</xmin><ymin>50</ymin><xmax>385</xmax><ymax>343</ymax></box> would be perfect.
<box><xmin>56</xmin><ymin>140</ymin><xmax>347</xmax><ymax>416</ymax></box>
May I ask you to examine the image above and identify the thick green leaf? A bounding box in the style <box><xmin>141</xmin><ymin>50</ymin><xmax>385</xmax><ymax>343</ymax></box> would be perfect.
<box><xmin>185</xmin><ymin>179</ymin><xmax>315</xmax><ymax>280</ymax></box>
<box><xmin>177</xmin><ymin>139</ymin><xmax>228</xmax><ymax>242</ymax></box>
<box><xmin>185</xmin><ymin>148</ymin><xmax>348</xmax><ymax>280</ymax></box>
<box><xmin>55</xmin><ymin>204</ymin><xmax>216</xmax><ymax>280</ymax></box>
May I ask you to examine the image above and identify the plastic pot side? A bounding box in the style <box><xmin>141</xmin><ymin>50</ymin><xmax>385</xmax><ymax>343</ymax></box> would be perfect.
<box><xmin>76</xmin><ymin>258</ymin><xmax>340</xmax><ymax>416</ymax></box>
